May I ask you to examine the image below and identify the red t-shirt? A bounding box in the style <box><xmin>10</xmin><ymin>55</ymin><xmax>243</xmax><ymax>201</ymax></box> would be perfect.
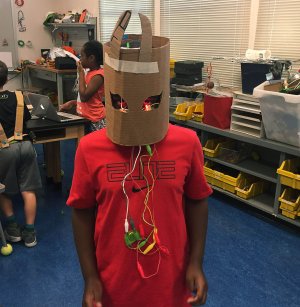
<box><xmin>77</xmin><ymin>68</ymin><xmax>105</xmax><ymax>122</ymax></box>
<box><xmin>67</xmin><ymin>124</ymin><xmax>212</xmax><ymax>307</ymax></box>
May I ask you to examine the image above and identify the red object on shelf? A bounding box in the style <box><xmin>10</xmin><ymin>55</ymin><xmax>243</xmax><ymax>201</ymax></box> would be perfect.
<box><xmin>203</xmin><ymin>94</ymin><xmax>233</xmax><ymax>129</ymax></box>
<box><xmin>79</xmin><ymin>9</ymin><xmax>87</xmax><ymax>23</ymax></box>
<box><xmin>63</xmin><ymin>46</ymin><xmax>76</xmax><ymax>55</ymax></box>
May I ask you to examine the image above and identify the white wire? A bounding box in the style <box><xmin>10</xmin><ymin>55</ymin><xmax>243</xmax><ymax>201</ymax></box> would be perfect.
<box><xmin>122</xmin><ymin>146</ymin><xmax>142</xmax><ymax>232</ymax></box>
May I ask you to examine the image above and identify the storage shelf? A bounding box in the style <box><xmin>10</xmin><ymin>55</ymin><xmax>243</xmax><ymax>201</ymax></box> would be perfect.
<box><xmin>47</xmin><ymin>17</ymin><xmax>97</xmax><ymax>29</ymax></box>
<box><xmin>230</xmin><ymin>125</ymin><xmax>262</xmax><ymax>138</ymax></box>
<box><xmin>169</xmin><ymin>112</ymin><xmax>300</xmax><ymax>227</ymax></box>
<box><xmin>234</xmin><ymin>98</ymin><xmax>260</xmax><ymax>107</ymax></box>
<box><xmin>205</xmin><ymin>156</ymin><xmax>278</xmax><ymax>183</ymax></box>
<box><xmin>234</xmin><ymin>91</ymin><xmax>259</xmax><ymax>103</ymax></box>
<box><xmin>48</xmin><ymin>23</ymin><xmax>95</xmax><ymax>28</ymax></box>
<box><xmin>231</xmin><ymin>120</ymin><xmax>261</xmax><ymax>130</ymax></box>
<box><xmin>276</xmin><ymin>215</ymin><xmax>300</xmax><ymax>227</ymax></box>
<box><xmin>232</xmin><ymin>113</ymin><xmax>261</xmax><ymax>123</ymax></box>
<box><xmin>211</xmin><ymin>185</ymin><xmax>274</xmax><ymax>214</ymax></box>
<box><xmin>232</xmin><ymin>104</ymin><xmax>261</xmax><ymax>114</ymax></box>
<box><xmin>45</xmin><ymin>17</ymin><xmax>97</xmax><ymax>52</ymax></box>
<box><xmin>169</xmin><ymin>115</ymin><xmax>299</xmax><ymax>156</ymax></box>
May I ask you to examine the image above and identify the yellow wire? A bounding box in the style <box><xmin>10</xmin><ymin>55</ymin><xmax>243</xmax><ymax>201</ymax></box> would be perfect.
<box><xmin>126</xmin><ymin>145</ymin><xmax>163</xmax><ymax>257</ymax></box>
<box><xmin>140</xmin><ymin>153</ymin><xmax>155</xmax><ymax>227</ymax></box>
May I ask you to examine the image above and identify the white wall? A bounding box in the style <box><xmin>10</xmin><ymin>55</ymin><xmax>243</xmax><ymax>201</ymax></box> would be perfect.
<box><xmin>58</xmin><ymin>1</ymin><xmax>99</xmax><ymax>20</ymax></box>
<box><xmin>5</xmin><ymin>0</ymin><xmax>99</xmax><ymax>90</ymax></box>
<box><xmin>11</xmin><ymin>0</ymin><xmax>61</xmax><ymax>63</ymax></box>
<box><xmin>5</xmin><ymin>72</ymin><xmax>21</xmax><ymax>91</ymax></box>
<box><xmin>12</xmin><ymin>0</ymin><xmax>99</xmax><ymax>62</ymax></box>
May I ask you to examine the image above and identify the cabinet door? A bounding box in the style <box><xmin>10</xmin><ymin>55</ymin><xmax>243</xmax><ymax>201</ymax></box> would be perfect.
<box><xmin>30</xmin><ymin>69</ymin><xmax>57</xmax><ymax>82</ymax></box>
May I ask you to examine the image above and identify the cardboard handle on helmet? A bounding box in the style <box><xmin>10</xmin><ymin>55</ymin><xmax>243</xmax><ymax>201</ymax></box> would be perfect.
<box><xmin>138</xmin><ymin>13</ymin><xmax>152</xmax><ymax>62</ymax></box>
<box><xmin>110</xmin><ymin>10</ymin><xmax>131</xmax><ymax>60</ymax></box>
<box><xmin>109</xmin><ymin>10</ymin><xmax>153</xmax><ymax>62</ymax></box>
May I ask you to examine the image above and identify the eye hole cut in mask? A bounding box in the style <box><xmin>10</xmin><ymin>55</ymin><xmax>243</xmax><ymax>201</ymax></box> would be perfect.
<box><xmin>111</xmin><ymin>93</ymin><xmax>128</xmax><ymax>113</ymax></box>
<box><xmin>110</xmin><ymin>93</ymin><xmax>162</xmax><ymax>113</ymax></box>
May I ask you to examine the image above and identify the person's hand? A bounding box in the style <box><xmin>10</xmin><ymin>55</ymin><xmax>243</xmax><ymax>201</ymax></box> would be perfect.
<box><xmin>82</xmin><ymin>276</ymin><xmax>103</xmax><ymax>307</ymax></box>
<box><xmin>77</xmin><ymin>60</ymin><xmax>84</xmax><ymax>74</ymax></box>
<box><xmin>186</xmin><ymin>262</ymin><xmax>208</xmax><ymax>305</ymax></box>
<box><xmin>59</xmin><ymin>100</ymin><xmax>76</xmax><ymax>111</ymax></box>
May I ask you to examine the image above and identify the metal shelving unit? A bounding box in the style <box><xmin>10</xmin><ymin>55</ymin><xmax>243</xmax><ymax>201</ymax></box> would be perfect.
<box><xmin>48</xmin><ymin>22</ymin><xmax>96</xmax><ymax>29</ymax></box>
<box><xmin>169</xmin><ymin>114</ymin><xmax>300</xmax><ymax>227</ymax></box>
<box><xmin>170</xmin><ymin>115</ymin><xmax>299</xmax><ymax>156</ymax></box>
<box><xmin>210</xmin><ymin>185</ymin><xmax>274</xmax><ymax>215</ymax></box>
<box><xmin>47</xmin><ymin>17</ymin><xmax>97</xmax><ymax>30</ymax></box>
<box><xmin>45</xmin><ymin>17</ymin><xmax>97</xmax><ymax>52</ymax></box>
<box><xmin>205</xmin><ymin>156</ymin><xmax>277</xmax><ymax>183</ymax></box>
<box><xmin>230</xmin><ymin>92</ymin><xmax>265</xmax><ymax>138</ymax></box>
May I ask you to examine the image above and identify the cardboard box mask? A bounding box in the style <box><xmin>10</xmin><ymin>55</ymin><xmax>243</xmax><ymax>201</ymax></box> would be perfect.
<box><xmin>104</xmin><ymin>11</ymin><xmax>170</xmax><ymax>146</ymax></box>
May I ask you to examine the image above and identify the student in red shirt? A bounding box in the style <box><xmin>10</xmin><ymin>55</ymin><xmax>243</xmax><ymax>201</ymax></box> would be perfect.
<box><xmin>60</xmin><ymin>40</ymin><xmax>105</xmax><ymax>133</ymax></box>
<box><xmin>67</xmin><ymin>11</ymin><xmax>212</xmax><ymax>307</ymax></box>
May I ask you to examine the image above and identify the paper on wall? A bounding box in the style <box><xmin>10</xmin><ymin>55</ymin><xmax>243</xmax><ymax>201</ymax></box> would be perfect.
<box><xmin>0</xmin><ymin>52</ymin><xmax>13</xmax><ymax>69</ymax></box>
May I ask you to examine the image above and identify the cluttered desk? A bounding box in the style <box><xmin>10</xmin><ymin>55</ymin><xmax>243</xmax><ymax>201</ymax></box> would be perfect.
<box><xmin>25</xmin><ymin>64</ymin><xmax>77</xmax><ymax>107</ymax></box>
<box><xmin>22</xmin><ymin>14</ymin><xmax>97</xmax><ymax>107</ymax></box>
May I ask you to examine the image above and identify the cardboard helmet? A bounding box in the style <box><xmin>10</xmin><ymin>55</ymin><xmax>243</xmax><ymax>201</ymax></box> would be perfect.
<box><xmin>104</xmin><ymin>11</ymin><xmax>170</xmax><ymax>146</ymax></box>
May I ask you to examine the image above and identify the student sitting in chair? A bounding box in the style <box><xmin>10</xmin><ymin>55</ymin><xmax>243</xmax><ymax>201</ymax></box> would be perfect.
<box><xmin>0</xmin><ymin>60</ymin><xmax>42</xmax><ymax>247</ymax></box>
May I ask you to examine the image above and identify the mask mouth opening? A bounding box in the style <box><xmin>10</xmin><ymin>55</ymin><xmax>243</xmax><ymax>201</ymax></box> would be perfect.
<box><xmin>110</xmin><ymin>92</ymin><xmax>162</xmax><ymax>113</ymax></box>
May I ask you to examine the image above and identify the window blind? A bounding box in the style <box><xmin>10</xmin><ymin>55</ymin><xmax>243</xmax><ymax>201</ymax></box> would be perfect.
<box><xmin>255</xmin><ymin>0</ymin><xmax>300</xmax><ymax>66</ymax></box>
<box><xmin>99</xmin><ymin>1</ymin><xmax>154</xmax><ymax>44</ymax></box>
<box><xmin>160</xmin><ymin>0</ymin><xmax>251</xmax><ymax>88</ymax></box>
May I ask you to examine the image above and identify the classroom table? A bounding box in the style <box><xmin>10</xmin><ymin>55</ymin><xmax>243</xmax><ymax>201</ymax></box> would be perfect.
<box><xmin>25</xmin><ymin>65</ymin><xmax>77</xmax><ymax>107</ymax></box>
<box><xmin>27</xmin><ymin>117</ymin><xmax>87</xmax><ymax>184</ymax></box>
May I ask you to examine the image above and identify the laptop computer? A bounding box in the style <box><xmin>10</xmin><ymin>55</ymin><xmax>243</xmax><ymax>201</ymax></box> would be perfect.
<box><xmin>24</xmin><ymin>92</ymin><xmax>83</xmax><ymax>122</ymax></box>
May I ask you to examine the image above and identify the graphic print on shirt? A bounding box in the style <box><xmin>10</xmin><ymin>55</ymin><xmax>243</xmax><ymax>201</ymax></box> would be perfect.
<box><xmin>106</xmin><ymin>160</ymin><xmax>176</xmax><ymax>184</ymax></box>
<box><xmin>0</xmin><ymin>94</ymin><xmax>9</xmax><ymax>99</ymax></box>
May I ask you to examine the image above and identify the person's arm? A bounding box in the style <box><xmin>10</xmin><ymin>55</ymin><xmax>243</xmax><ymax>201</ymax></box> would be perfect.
<box><xmin>185</xmin><ymin>196</ymin><xmax>209</xmax><ymax>306</ymax></box>
<box><xmin>72</xmin><ymin>207</ymin><xmax>103</xmax><ymax>307</ymax></box>
<box><xmin>68</xmin><ymin>142</ymin><xmax>103</xmax><ymax>307</ymax></box>
<box><xmin>77</xmin><ymin>62</ymin><xmax>104</xmax><ymax>102</ymax></box>
<box><xmin>59</xmin><ymin>100</ymin><xmax>77</xmax><ymax>111</ymax></box>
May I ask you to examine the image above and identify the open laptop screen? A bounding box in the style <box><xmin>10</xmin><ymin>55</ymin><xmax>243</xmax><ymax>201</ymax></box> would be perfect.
<box><xmin>25</xmin><ymin>92</ymin><xmax>83</xmax><ymax>122</ymax></box>
<box><xmin>30</xmin><ymin>94</ymin><xmax>52</xmax><ymax>118</ymax></box>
